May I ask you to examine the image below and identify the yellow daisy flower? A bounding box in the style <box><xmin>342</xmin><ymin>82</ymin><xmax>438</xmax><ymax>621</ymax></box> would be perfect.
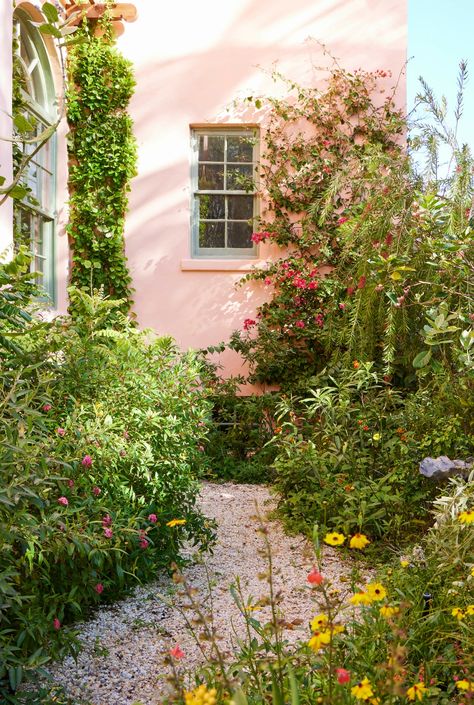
<box><xmin>184</xmin><ymin>684</ymin><xmax>217</xmax><ymax>705</ymax></box>
<box><xmin>323</xmin><ymin>532</ymin><xmax>345</xmax><ymax>546</ymax></box>
<box><xmin>351</xmin><ymin>677</ymin><xmax>374</xmax><ymax>700</ymax></box>
<box><xmin>456</xmin><ymin>680</ymin><xmax>474</xmax><ymax>691</ymax></box>
<box><xmin>167</xmin><ymin>519</ymin><xmax>186</xmax><ymax>527</ymax></box>
<box><xmin>310</xmin><ymin>614</ymin><xmax>328</xmax><ymax>631</ymax></box>
<box><xmin>349</xmin><ymin>591</ymin><xmax>373</xmax><ymax>606</ymax></box>
<box><xmin>380</xmin><ymin>605</ymin><xmax>400</xmax><ymax>619</ymax></box>
<box><xmin>465</xmin><ymin>604</ymin><xmax>474</xmax><ymax>615</ymax></box>
<box><xmin>349</xmin><ymin>533</ymin><xmax>371</xmax><ymax>550</ymax></box>
<box><xmin>308</xmin><ymin>629</ymin><xmax>331</xmax><ymax>651</ymax></box>
<box><xmin>366</xmin><ymin>582</ymin><xmax>387</xmax><ymax>602</ymax></box>
<box><xmin>458</xmin><ymin>509</ymin><xmax>474</xmax><ymax>524</ymax></box>
<box><xmin>400</xmin><ymin>559</ymin><xmax>410</xmax><ymax>568</ymax></box>
<box><xmin>451</xmin><ymin>607</ymin><xmax>464</xmax><ymax>620</ymax></box>
<box><xmin>406</xmin><ymin>681</ymin><xmax>428</xmax><ymax>701</ymax></box>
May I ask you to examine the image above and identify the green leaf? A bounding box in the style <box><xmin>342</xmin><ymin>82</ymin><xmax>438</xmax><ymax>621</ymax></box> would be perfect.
<box><xmin>39</xmin><ymin>23</ymin><xmax>62</xmax><ymax>39</ymax></box>
<box><xmin>8</xmin><ymin>185</ymin><xmax>28</xmax><ymax>200</ymax></box>
<box><xmin>13</xmin><ymin>114</ymin><xmax>34</xmax><ymax>134</ymax></box>
<box><xmin>41</xmin><ymin>2</ymin><xmax>59</xmax><ymax>23</ymax></box>
<box><xmin>413</xmin><ymin>349</ymin><xmax>432</xmax><ymax>368</ymax></box>
<box><xmin>288</xmin><ymin>666</ymin><xmax>300</xmax><ymax>705</ymax></box>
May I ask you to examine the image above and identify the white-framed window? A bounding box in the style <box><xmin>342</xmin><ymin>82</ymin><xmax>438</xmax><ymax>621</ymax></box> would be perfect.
<box><xmin>13</xmin><ymin>8</ymin><xmax>57</xmax><ymax>303</ymax></box>
<box><xmin>190</xmin><ymin>128</ymin><xmax>259</xmax><ymax>258</ymax></box>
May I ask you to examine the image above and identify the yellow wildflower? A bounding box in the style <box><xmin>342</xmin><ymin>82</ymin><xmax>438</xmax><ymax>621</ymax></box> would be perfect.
<box><xmin>471</xmin><ymin>566</ymin><xmax>474</xmax><ymax>577</ymax></box>
<box><xmin>380</xmin><ymin>605</ymin><xmax>400</xmax><ymax>619</ymax></box>
<box><xmin>308</xmin><ymin>629</ymin><xmax>331</xmax><ymax>651</ymax></box>
<box><xmin>366</xmin><ymin>583</ymin><xmax>387</xmax><ymax>602</ymax></box>
<box><xmin>451</xmin><ymin>607</ymin><xmax>464</xmax><ymax>620</ymax></box>
<box><xmin>310</xmin><ymin>614</ymin><xmax>328</xmax><ymax>631</ymax></box>
<box><xmin>350</xmin><ymin>591</ymin><xmax>373</xmax><ymax>606</ymax></box>
<box><xmin>323</xmin><ymin>532</ymin><xmax>345</xmax><ymax>546</ymax></box>
<box><xmin>350</xmin><ymin>533</ymin><xmax>371</xmax><ymax>550</ymax></box>
<box><xmin>465</xmin><ymin>604</ymin><xmax>474</xmax><ymax>615</ymax></box>
<box><xmin>458</xmin><ymin>509</ymin><xmax>474</xmax><ymax>524</ymax></box>
<box><xmin>372</xmin><ymin>433</ymin><xmax>381</xmax><ymax>441</ymax></box>
<box><xmin>456</xmin><ymin>680</ymin><xmax>474</xmax><ymax>691</ymax></box>
<box><xmin>400</xmin><ymin>559</ymin><xmax>410</xmax><ymax>568</ymax></box>
<box><xmin>351</xmin><ymin>677</ymin><xmax>374</xmax><ymax>700</ymax></box>
<box><xmin>406</xmin><ymin>681</ymin><xmax>428</xmax><ymax>701</ymax></box>
<box><xmin>167</xmin><ymin>519</ymin><xmax>186</xmax><ymax>527</ymax></box>
<box><xmin>330</xmin><ymin>624</ymin><xmax>345</xmax><ymax>635</ymax></box>
<box><xmin>184</xmin><ymin>684</ymin><xmax>217</xmax><ymax>705</ymax></box>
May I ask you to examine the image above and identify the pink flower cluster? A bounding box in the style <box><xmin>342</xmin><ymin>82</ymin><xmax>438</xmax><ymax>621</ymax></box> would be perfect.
<box><xmin>139</xmin><ymin>530</ymin><xmax>149</xmax><ymax>549</ymax></box>
<box><xmin>82</xmin><ymin>455</ymin><xmax>93</xmax><ymax>468</ymax></box>
<box><xmin>57</xmin><ymin>496</ymin><xmax>68</xmax><ymax>507</ymax></box>
<box><xmin>243</xmin><ymin>318</ymin><xmax>256</xmax><ymax>331</ymax></box>
<box><xmin>314</xmin><ymin>313</ymin><xmax>324</xmax><ymax>328</ymax></box>
<box><xmin>42</xmin><ymin>403</ymin><xmax>52</xmax><ymax>412</ymax></box>
<box><xmin>102</xmin><ymin>514</ymin><xmax>113</xmax><ymax>538</ymax></box>
<box><xmin>250</xmin><ymin>231</ymin><xmax>270</xmax><ymax>244</ymax></box>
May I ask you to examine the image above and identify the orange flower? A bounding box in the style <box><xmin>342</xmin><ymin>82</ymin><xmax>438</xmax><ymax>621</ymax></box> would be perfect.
<box><xmin>353</xmin><ymin>360</ymin><xmax>360</xmax><ymax>369</ymax></box>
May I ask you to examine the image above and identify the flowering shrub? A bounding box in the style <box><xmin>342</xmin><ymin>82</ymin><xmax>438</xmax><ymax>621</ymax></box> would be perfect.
<box><xmin>0</xmin><ymin>274</ymin><xmax>214</xmax><ymax>701</ymax></box>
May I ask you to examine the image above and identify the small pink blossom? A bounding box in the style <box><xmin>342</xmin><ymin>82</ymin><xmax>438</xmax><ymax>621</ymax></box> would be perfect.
<box><xmin>347</xmin><ymin>286</ymin><xmax>355</xmax><ymax>296</ymax></box>
<box><xmin>293</xmin><ymin>276</ymin><xmax>307</xmax><ymax>289</ymax></box>
<box><xmin>92</xmin><ymin>486</ymin><xmax>101</xmax><ymax>496</ymax></box>
<box><xmin>53</xmin><ymin>618</ymin><xmax>61</xmax><ymax>630</ymax></box>
<box><xmin>264</xmin><ymin>276</ymin><xmax>272</xmax><ymax>285</ymax></box>
<box><xmin>57</xmin><ymin>427</ymin><xmax>66</xmax><ymax>437</ymax></box>
<box><xmin>57</xmin><ymin>496</ymin><xmax>68</xmax><ymax>507</ymax></box>
<box><xmin>42</xmin><ymin>403</ymin><xmax>52</xmax><ymax>412</ymax></box>
<box><xmin>314</xmin><ymin>314</ymin><xmax>324</xmax><ymax>328</ymax></box>
<box><xmin>95</xmin><ymin>583</ymin><xmax>104</xmax><ymax>594</ymax></box>
<box><xmin>243</xmin><ymin>318</ymin><xmax>256</xmax><ymax>331</ymax></box>
<box><xmin>337</xmin><ymin>216</ymin><xmax>349</xmax><ymax>225</ymax></box>
<box><xmin>67</xmin><ymin>479</ymin><xmax>74</xmax><ymax>488</ymax></box>
<box><xmin>170</xmin><ymin>644</ymin><xmax>185</xmax><ymax>659</ymax></box>
<box><xmin>102</xmin><ymin>514</ymin><xmax>112</xmax><ymax>527</ymax></box>
<box><xmin>139</xmin><ymin>538</ymin><xmax>149</xmax><ymax>549</ymax></box>
<box><xmin>103</xmin><ymin>527</ymin><xmax>113</xmax><ymax>539</ymax></box>
<box><xmin>251</xmin><ymin>231</ymin><xmax>270</xmax><ymax>244</ymax></box>
<box><xmin>82</xmin><ymin>455</ymin><xmax>93</xmax><ymax>468</ymax></box>
<box><xmin>338</xmin><ymin>303</ymin><xmax>346</xmax><ymax>310</ymax></box>
<box><xmin>148</xmin><ymin>513</ymin><xmax>158</xmax><ymax>523</ymax></box>
<box><xmin>336</xmin><ymin>668</ymin><xmax>351</xmax><ymax>684</ymax></box>
<box><xmin>307</xmin><ymin>281</ymin><xmax>318</xmax><ymax>290</ymax></box>
<box><xmin>123</xmin><ymin>429</ymin><xmax>129</xmax><ymax>440</ymax></box>
<box><xmin>295</xmin><ymin>320</ymin><xmax>305</xmax><ymax>329</ymax></box>
<box><xmin>357</xmin><ymin>275</ymin><xmax>367</xmax><ymax>289</ymax></box>
<box><xmin>307</xmin><ymin>568</ymin><xmax>324</xmax><ymax>585</ymax></box>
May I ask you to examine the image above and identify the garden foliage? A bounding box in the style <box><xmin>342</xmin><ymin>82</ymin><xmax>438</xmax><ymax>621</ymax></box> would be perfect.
<box><xmin>0</xmin><ymin>255</ymin><xmax>213</xmax><ymax>701</ymax></box>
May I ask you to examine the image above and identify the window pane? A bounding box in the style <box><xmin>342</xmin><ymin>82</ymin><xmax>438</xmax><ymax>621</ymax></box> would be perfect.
<box><xmin>227</xmin><ymin>164</ymin><xmax>253</xmax><ymax>190</ymax></box>
<box><xmin>228</xmin><ymin>221</ymin><xmax>253</xmax><ymax>248</ymax></box>
<box><xmin>198</xmin><ymin>163</ymin><xmax>224</xmax><ymax>190</ymax></box>
<box><xmin>227</xmin><ymin>135</ymin><xmax>254</xmax><ymax>162</ymax></box>
<box><xmin>199</xmin><ymin>221</ymin><xmax>225</xmax><ymax>248</ymax></box>
<box><xmin>199</xmin><ymin>134</ymin><xmax>224</xmax><ymax>162</ymax></box>
<box><xmin>227</xmin><ymin>195</ymin><xmax>254</xmax><ymax>220</ymax></box>
<box><xmin>198</xmin><ymin>194</ymin><xmax>225</xmax><ymax>220</ymax></box>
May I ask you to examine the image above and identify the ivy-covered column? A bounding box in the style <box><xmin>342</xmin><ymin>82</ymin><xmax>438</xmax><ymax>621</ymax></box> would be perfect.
<box><xmin>66</xmin><ymin>23</ymin><xmax>136</xmax><ymax>313</ymax></box>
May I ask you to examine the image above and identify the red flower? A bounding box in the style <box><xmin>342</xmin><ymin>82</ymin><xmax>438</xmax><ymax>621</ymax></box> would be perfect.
<box><xmin>67</xmin><ymin>479</ymin><xmax>74</xmax><ymax>488</ymax></box>
<box><xmin>53</xmin><ymin>618</ymin><xmax>61</xmax><ymax>630</ymax></box>
<box><xmin>139</xmin><ymin>538</ymin><xmax>149</xmax><ymax>549</ymax></box>
<box><xmin>357</xmin><ymin>276</ymin><xmax>366</xmax><ymax>289</ymax></box>
<box><xmin>102</xmin><ymin>514</ymin><xmax>112</xmax><ymax>527</ymax></box>
<box><xmin>307</xmin><ymin>568</ymin><xmax>324</xmax><ymax>585</ymax></box>
<box><xmin>57</xmin><ymin>427</ymin><xmax>66</xmax><ymax>437</ymax></box>
<box><xmin>337</xmin><ymin>216</ymin><xmax>349</xmax><ymax>225</ymax></box>
<box><xmin>251</xmin><ymin>231</ymin><xmax>270</xmax><ymax>244</ymax></box>
<box><xmin>103</xmin><ymin>527</ymin><xmax>113</xmax><ymax>538</ymax></box>
<box><xmin>170</xmin><ymin>644</ymin><xmax>185</xmax><ymax>659</ymax></box>
<box><xmin>243</xmin><ymin>318</ymin><xmax>256</xmax><ymax>331</ymax></box>
<box><xmin>336</xmin><ymin>668</ymin><xmax>351</xmax><ymax>684</ymax></box>
<box><xmin>148</xmin><ymin>513</ymin><xmax>158</xmax><ymax>523</ymax></box>
<box><xmin>295</xmin><ymin>320</ymin><xmax>305</xmax><ymax>329</ymax></box>
<box><xmin>95</xmin><ymin>583</ymin><xmax>104</xmax><ymax>594</ymax></box>
<box><xmin>347</xmin><ymin>286</ymin><xmax>355</xmax><ymax>296</ymax></box>
<box><xmin>92</xmin><ymin>486</ymin><xmax>101</xmax><ymax>496</ymax></box>
<box><xmin>57</xmin><ymin>496</ymin><xmax>68</xmax><ymax>507</ymax></box>
<box><xmin>82</xmin><ymin>455</ymin><xmax>93</xmax><ymax>468</ymax></box>
<box><xmin>42</xmin><ymin>403</ymin><xmax>52</xmax><ymax>412</ymax></box>
<box><xmin>264</xmin><ymin>276</ymin><xmax>272</xmax><ymax>285</ymax></box>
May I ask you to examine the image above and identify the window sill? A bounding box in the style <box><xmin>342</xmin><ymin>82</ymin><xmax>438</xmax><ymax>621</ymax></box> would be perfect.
<box><xmin>180</xmin><ymin>259</ymin><xmax>268</xmax><ymax>272</ymax></box>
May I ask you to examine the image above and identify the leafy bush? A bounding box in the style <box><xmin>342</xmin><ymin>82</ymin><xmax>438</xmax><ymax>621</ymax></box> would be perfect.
<box><xmin>0</xmin><ymin>265</ymin><xmax>214</xmax><ymax>702</ymax></box>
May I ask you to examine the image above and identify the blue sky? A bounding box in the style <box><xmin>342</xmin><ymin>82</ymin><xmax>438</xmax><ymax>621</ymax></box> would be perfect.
<box><xmin>408</xmin><ymin>0</ymin><xmax>474</xmax><ymax>146</ymax></box>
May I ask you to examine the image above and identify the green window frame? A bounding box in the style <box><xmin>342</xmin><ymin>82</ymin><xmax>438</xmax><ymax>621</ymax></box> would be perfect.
<box><xmin>13</xmin><ymin>8</ymin><xmax>57</xmax><ymax>303</ymax></box>
<box><xmin>191</xmin><ymin>128</ymin><xmax>259</xmax><ymax>258</ymax></box>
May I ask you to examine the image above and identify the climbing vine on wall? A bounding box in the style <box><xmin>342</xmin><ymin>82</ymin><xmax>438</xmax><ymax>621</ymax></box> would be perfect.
<box><xmin>66</xmin><ymin>19</ymin><xmax>136</xmax><ymax>313</ymax></box>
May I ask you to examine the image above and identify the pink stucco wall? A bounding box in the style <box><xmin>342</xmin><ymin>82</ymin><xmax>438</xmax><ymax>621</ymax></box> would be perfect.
<box><xmin>3</xmin><ymin>1</ymin><xmax>407</xmax><ymax>380</ymax></box>
<box><xmin>117</xmin><ymin>0</ymin><xmax>407</xmax><ymax>376</ymax></box>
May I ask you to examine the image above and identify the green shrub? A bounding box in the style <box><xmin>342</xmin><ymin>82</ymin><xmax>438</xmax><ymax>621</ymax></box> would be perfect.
<box><xmin>0</xmin><ymin>271</ymin><xmax>214</xmax><ymax>702</ymax></box>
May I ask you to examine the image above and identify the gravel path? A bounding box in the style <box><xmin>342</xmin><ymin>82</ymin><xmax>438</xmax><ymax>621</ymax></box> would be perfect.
<box><xmin>47</xmin><ymin>482</ymin><xmax>355</xmax><ymax>705</ymax></box>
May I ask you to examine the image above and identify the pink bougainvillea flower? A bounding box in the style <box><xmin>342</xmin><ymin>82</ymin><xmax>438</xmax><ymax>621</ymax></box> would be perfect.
<box><xmin>92</xmin><ymin>486</ymin><xmax>101</xmax><ymax>496</ymax></box>
<box><xmin>337</xmin><ymin>216</ymin><xmax>349</xmax><ymax>225</ymax></box>
<box><xmin>148</xmin><ymin>513</ymin><xmax>158</xmax><ymax>523</ymax></box>
<box><xmin>170</xmin><ymin>644</ymin><xmax>185</xmax><ymax>659</ymax></box>
<box><xmin>53</xmin><ymin>618</ymin><xmax>61</xmax><ymax>630</ymax></box>
<box><xmin>57</xmin><ymin>427</ymin><xmax>66</xmax><ymax>437</ymax></box>
<box><xmin>102</xmin><ymin>514</ymin><xmax>112</xmax><ymax>527</ymax></box>
<box><xmin>57</xmin><ymin>496</ymin><xmax>68</xmax><ymax>507</ymax></box>
<box><xmin>95</xmin><ymin>583</ymin><xmax>104</xmax><ymax>594</ymax></box>
<box><xmin>264</xmin><ymin>276</ymin><xmax>272</xmax><ymax>285</ymax></box>
<box><xmin>82</xmin><ymin>455</ymin><xmax>93</xmax><ymax>468</ymax></box>
<box><xmin>251</xmin><ymin>231</ymin><xmax>270</xmax><ymax>244</ymax></box>
<box><xmin>307</xmin><ymin>281</ymin><xmax>318</xmax><ymax>290</ymax></box>
<box><xmin>243</xmin><ymin>318</ymin><xmax>257</xmax><ymax>331</ymax></box>
<box><xmin>314</xmin><ymin>314</ymin><xmax>324</xmax><ymax>328</ymax></box>
<box><xmin>295</xmin><ymin>320</ymin><xmax>305</xmax><ymax>329</ymax></box>
<box><xmin>307</xmin><ymin>568</ymin><xmax>324</xmax><ymax>585</ymax></box>
<box><xmin>103</xmin><ymin>527</ymin><xmax>113</xmax><ymax>538</ymax></box>
<box><xmin>336</xmin><ymin>668</ymin><xmax>351</xmax><ymax>684</ymax></box>
<box><xmin>67</xmin><ymin>479</ymin><xmax>74</xmax><ymax>488</ymax></box>
<box><xmin>139</xmin><ymin>538</ymin><xmax>149</xmax><ymax>549</ymax></box>
<box><xmin>42</xmin><ymin>403</ymin><xmax>52</xmax><ymax>412</ymax></box>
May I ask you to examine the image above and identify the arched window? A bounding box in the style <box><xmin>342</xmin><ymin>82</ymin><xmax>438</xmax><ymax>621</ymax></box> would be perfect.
<box><xmin>13</xmin><ymin>7</ymin><xmax>57</xmax><ymax>302</ymax></box>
